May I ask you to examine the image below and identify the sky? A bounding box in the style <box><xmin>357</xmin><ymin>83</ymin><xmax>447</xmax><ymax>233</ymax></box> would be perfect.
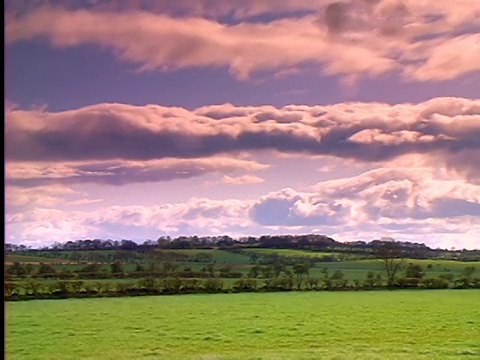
<box><xmin>5</xmin><ymin>0</ymin><xmax>480</xmax><ymax>250</ymax></box>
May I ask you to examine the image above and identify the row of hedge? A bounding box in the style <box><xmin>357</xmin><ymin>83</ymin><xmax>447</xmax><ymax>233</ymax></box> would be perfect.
<box><xmin>5</xmin><ymin>269</ymin><xmax>244</xmax><ymax>281</ymax></box>
<box><xmin>5</xmin><ymin>275</ymin><xmax>480</xmax><ymax>301</ymax></box>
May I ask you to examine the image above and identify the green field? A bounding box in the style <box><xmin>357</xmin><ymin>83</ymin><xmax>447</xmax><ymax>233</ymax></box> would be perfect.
<box><xmin>244</xmin><ymin>248</ymin><xmax>337</xmax><ymax>257</ymax></box>
<box><xmin>6</xmin><ymin>290</ymin><xmax>480</xmax><ymax>359</ymax></box>
<box><xmin>5</xmin><ymin>254</ymin><xmax>74</xmax><ymax>264</ymax></box>
<box><xmin>8</xmin><ymin>248</ymin><xmax>479</xmax><ymax>278</ymax></box>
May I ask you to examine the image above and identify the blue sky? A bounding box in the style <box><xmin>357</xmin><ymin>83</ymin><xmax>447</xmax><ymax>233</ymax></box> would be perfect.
<box><xmin>5</xmin><ymin>0</ymin><xmax>480</xmax><ymax>249</ymax></box>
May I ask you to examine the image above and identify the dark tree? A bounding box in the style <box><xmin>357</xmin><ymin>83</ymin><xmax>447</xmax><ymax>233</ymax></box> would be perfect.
<box><xmin>375</xmin><ymin>238</ymin><xmax>405</xmax><ymax>287</ymax></box>
<box><xmin>110</xmin><ymin>261</ymin><xmax>124</xmax><ymax>274</ymax></box>
<box><xmin>405</xmin><ymin>263</ymin><xmax>425</xmax><ymax>279</ymax></box>
<box><xmin>292</xmin><ymin>263</ymin><xmax>311</xmax><ymax>277</ymax></box>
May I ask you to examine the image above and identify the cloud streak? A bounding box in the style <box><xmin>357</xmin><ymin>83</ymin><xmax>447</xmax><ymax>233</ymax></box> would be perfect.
<box><xmin>5</xmin><ymin>2</ymin><xmax>480</xmax><ymax>82</ymax></box>
<box><xmin>6</xmin><ymin>157</ymin><xmax>268</xmax><ymax>187</ymax></box>
<box><xmin>6</xmin><ymin>98</ymin><xmax>480</xmax><ymax>186</ymax></box>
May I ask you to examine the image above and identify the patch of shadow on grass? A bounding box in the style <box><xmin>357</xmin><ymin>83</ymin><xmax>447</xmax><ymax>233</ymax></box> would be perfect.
<box><xmin>203</xmin><ymin>334</ymin><xmax>232</xmax><ymax>343</ymax></box>
<box><xmin>457</xmin><ymin>350</ymin><xmax>479</xmax><ymax>356</ymax></box>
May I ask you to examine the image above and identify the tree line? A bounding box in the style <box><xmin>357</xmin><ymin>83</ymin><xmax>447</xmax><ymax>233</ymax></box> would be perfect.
<box><xmin>6</xmin><ymin>235</ymin><xmax>480</xmax><ymax>260</ymax></box>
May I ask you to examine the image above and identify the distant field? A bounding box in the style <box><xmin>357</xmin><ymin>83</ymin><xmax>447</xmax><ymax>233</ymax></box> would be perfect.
<box><xmin>167</xmin><ymin>249</ymin><xmax>252</xmax><ymax>264</ymax></box>
<box><xmin>5</xmin><ymin>254</ymin><xmax>74</xmax><ymax>264</ymax></box>
<box><xmin>6</xmin><ymin>290</ymin><xmax>480</xmax><ymax>359</ymax></box>
<box><xmin>244</xmin><ymin>248</ymin><xmax>337</xmax><ymax>257</ymax></box>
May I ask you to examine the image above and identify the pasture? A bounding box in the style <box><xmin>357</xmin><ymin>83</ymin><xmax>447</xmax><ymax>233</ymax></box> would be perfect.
<box><xmin>6</xmin><ymin>290</ymin><xmax>480</xmax><ymax>359</ymax></box>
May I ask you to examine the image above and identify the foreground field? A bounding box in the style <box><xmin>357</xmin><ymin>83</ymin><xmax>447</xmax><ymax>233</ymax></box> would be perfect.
<box><xmin>6</xmin><ymin>290</ymin><xmax>480</xmax><ymax>359</ymax></box>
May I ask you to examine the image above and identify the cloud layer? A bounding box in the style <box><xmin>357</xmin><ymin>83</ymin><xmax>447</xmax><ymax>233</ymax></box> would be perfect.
<box><xmin>6</xmin><ymin>98</ymin><xmax>480</xmax><ymax>185</ymax></box>
<box><xmin>6</xmin><ymin>1</ymin><xmax>480</xmax><ymax>82</ymax></box>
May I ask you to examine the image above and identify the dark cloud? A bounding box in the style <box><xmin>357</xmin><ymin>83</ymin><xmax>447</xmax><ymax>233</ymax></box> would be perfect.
<box><xmin>324</xmin><ymin>2</ymin><xmax>350</xmax><ymax>34</ymax></box>
<box><xmin>323</xmin><ymin>0</ymin><xmax>412</xmax><ymax>37</ymax></box>
<box><xmin>5</xmin><ymin>99</ymin><xmax>480</xmax><ymax>168</ymax></box>
<box><xmin>377</xmin><ymin>1</ymin><xmax>411</xmax><ymax>37</ymax></box>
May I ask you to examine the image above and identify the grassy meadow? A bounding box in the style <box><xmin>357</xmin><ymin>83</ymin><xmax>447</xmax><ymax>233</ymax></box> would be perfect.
<box><xmin>6</xmin><ymin>290</ymin><xmax>480</xmax><ymax>359</ymax></box>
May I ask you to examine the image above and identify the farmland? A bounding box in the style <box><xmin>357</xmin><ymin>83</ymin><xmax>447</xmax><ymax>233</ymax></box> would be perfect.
<box><xmin>6</xmin><ymin>290</ymin><xmax>480</xmax><ymax>359</ymax></box>
<box><xmin>5</xmin><ymin>243</ymin><xmax>480</xmax><ymax>301</ymax></box>
<box><xmin>5</xmin><ymin>239</ymin><xmax>480</xmax><ymax>359</ymax></box>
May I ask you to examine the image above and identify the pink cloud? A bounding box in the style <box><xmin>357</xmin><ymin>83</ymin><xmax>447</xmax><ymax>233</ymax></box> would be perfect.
<box><xmin>6</xmin><ymin>2</ymin><xmax>480</xmax><ymax>82</ymax></box>
<box><xmin>6</xmin><ymin>99</ymin><xmax>479</xmax><ymax>183</ymax></box>
<box><xmin>6</xmin><ymin>157</ymin><xmax>269</xmax><ymax>186</ymax></box>
<box><xmin>221</xmin><ymin>175</ymin><xmax>265</xmax><ymax>185</ymax></box>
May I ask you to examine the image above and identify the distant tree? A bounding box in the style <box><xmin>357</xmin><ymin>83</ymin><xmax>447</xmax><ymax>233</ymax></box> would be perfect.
<box><xmin>375</xmin><ymin>238</ymin><xmax>405</xmax><ymax>287</ymax></box>
<box><xmin>353</xmin><ymin>279</ymin><xmax>361</xmax><ymax>289</ymax></box>
<box><xmin>249</xmin><ymin>253</ymin><xmax>260</xmax><ymax>264</ymax></box>
<box><xmin>363</xmin><ymin>271</ymin><xmax>376</xmax><ymax>288</ymax></box>
<box><xmin>120</xmin><ymin>240</ymin><xmax>138</xmax><ymax>251</ymax></box>
<box><xmin>37</xmin><ymin>263</ymin><xmax>57</xmax><ymax>276</ymax></box>
<box><xmin>260</xmin><ymin>266</ymin><xmax>273</xmax><ymax>278</ymax></box>
<box><xmin>462</xmin><ymin>266</ymin><xmax>476</xmax><ymax>279</ymax></box>
<box><xmin>272</xmin><ymin>262</ymin><xmax>286</xmax><ymax>277</ymax></box>
<box><xmin>69</xmin><ymin>252</ymin><xmax>83</xmax><ymax>263</ymax></box>
<box><xmin>110</xmin><ymin>261</ymin><xmax>124</xmax><ymax>274</ymax></box>
<box><xmin>162</xmin><ymin>261</ymin><xmax>178</xmax><ymax>274</ymax></box>
<box><xmin>248</xmin><ymin>265</ymin><xmax>262</xmax><ymax>278</ymax></box>
<box><xmin>320</xmin><ymin>268</ymin><xmax>332</xmax><ymax>289</ymax></box>
<box><xmin>7</xmin><ymin>262</ymin><xmax>27</xmax><ymax>277</ymax></box>
<box><xmin>134</xmin><ymin>263</ymin><xmax>145</xmax><ymax>272</ymax></box>
<box><xmin>330</xmin><ymin>269</ymin><xmax>345</xmax><ymax>280</ymax></box>
<box><xmin>203</xmin><ymin>264</ymin><xmax>215</xmax><ymax>277</ymax></box>
<box><xmin>405</xmin><ymin>263</ymin><xmax>425</xmax><ymax>279</ymax></box>
<box><xmin>292</xmin><ymin>263</ymin><xmax>311</xmax><ymax>277</ymax></box>
<box><xmin>25</xmin><ymin>263</ymin><xmax>34</xmax><ymax>275</ymax></box>
<box><xmin>79</xmin><ymin>263</ymin><xmax>101</xmax><ymax>273</ymax></box>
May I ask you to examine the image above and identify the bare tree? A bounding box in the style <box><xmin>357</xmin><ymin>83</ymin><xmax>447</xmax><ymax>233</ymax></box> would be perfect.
<box><xmin>374</xmin><ymin>237</ymin><xmax>405</xmax><ymax>288</ymax></box>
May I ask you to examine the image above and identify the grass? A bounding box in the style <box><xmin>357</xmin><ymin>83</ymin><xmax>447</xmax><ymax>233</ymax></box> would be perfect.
<box><xmin>6</xmin><ymin>290</ymin><xmax>480</xmax><ymax>359</ymax></box>
<box><xmin>244</xmin><ymin>248</ymin><xmax>337</xmax><ymax>258</ymax></box>
<box><xmin>169</xmin><ymin>249</ymin><xmax>253</xmax><ymax>264</ymax></box>
<box><xmin>5</xmin><ymin>254</ymin><xmax>73</xmax><ymax>264</ymax></box>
